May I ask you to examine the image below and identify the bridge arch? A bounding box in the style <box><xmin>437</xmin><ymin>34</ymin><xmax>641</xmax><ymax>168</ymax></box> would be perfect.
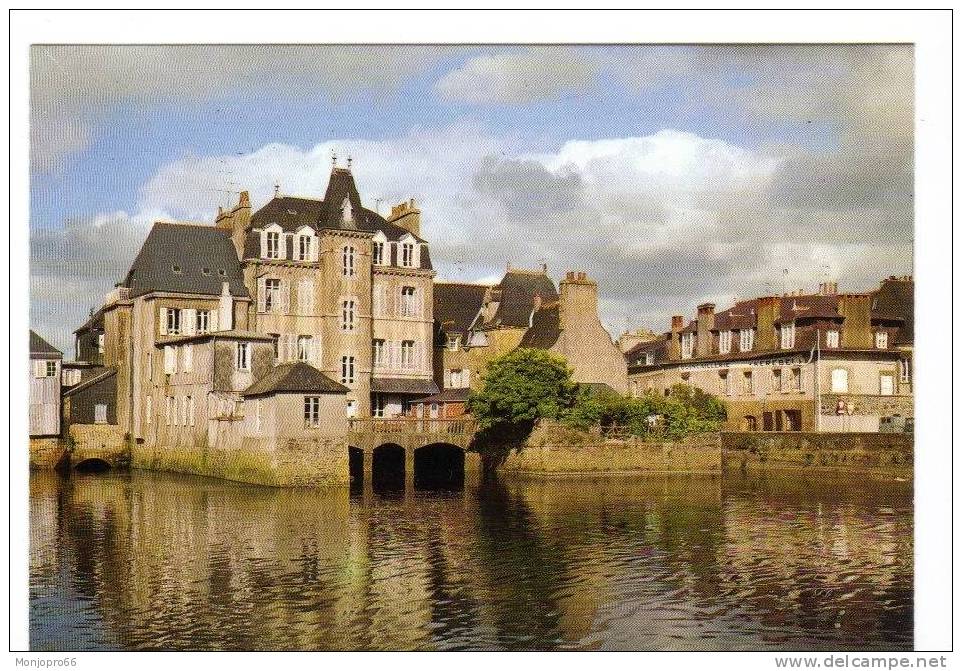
<box><xmin>73</xmin><ymin>457</ymin><xmax>112</xmax><ymax>473</ymax></box>
<box><xmin>414</xmin><ymin>443</ymin><xmax>465</xmax><ymax>490</ymax></box>
<box><xmin>372</xmin><ymin>443</ymin><xmax>406</xmax><ymax>488</ymax></box>
<box><xmin>348</xmin><ymin>446</ymin><xmax>363</xmax><ymax>486</ymax></box>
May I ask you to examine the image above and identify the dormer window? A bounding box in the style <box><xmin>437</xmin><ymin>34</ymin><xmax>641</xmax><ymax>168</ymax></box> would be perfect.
<box><xmin>718</xmin><ymin>330</ymin><xmax>732</xmax><ymax>354</ymax></box>
<box><xmin>265</xmin><ymin>230</ymin><xmax>281</xmax><ymax>259</ymax></box>
<box><xmin>372</xmin><ymin>232</ymin><xmax>387</xmax><ymax>266</ymax></box>
<box><xmin>297</xmin><ymin>234</ymin><xmax>313</xmax><ymax>261</ymax></box>
<box><xmin>780</xmin><ymin>323</ymin><xmax>795</xmax><ymax>349</ymax></box>
<box><xmin>400</xmin><ymin>236</ymin><xmax>417</xmax><ymax>268</ymax></box>
<box><xmin>875</xmin><ymin>331</ymin><xmax>888</xmax><ymax>349</ymax></box>
<box><xmin>681</xmin><ymin>332</ymin><xmax>694</xmax><ymax>359</ymax></box>
<box><xmin>446</xmin><ymin>334</ymin><xmax>461</xmax><ymax>351</ymax></box>
<box><xmin>739</xmin><ymin>328</ymin><xmax>754</xmax><ymax>352</ymax></box>
<box><xmin>826</xmin><ymin>330</ymin><xmax>840</xmax><ymax>348</ymax></box>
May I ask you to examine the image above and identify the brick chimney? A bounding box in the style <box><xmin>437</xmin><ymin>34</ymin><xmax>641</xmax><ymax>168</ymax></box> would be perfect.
<box><xmin>696</xmin><ymin>303</ymin><xmax>715</xmax><ymax>357</ymax></box>
<box><xmin>755</xmin><ymin>296</ymin><xmax>779</xmax><ymax>351</ymax></box>
<box><xmin>215</xmin><ymin>190</ymin><xmax>251</xmax><ymax>261</ymax></box>
<box><xmin>838</xmin><ymin>294</ymin><xmax>873</xmax><ymax>349</ymax></box>
<box><xmin>558</xmin><ymin>272</ymin><xmax>598</xmax><ymax>331</ymax></box>
<box><xmin>669</xmin><ymin>315</ymin><xmax>684</xmax><ymax>359</ymax></box>
<box><xmin>386</xmin><ymin>199</ymin><xmax>421</xmax><ymax>237</ymax></box>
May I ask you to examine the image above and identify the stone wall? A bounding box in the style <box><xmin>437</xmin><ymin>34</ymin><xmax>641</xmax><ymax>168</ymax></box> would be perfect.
<box><xmin>498</xmin><ymin>422</ymin><xmax>721</xmax><ymax>475</ymax></box>
<box><xmin>68</xmin><ymin>424</ymin><xmax>129</xmax><ymax>468</ymax></box>
<box><xmin>720</xmin><ymin>431</ymin><xmax>913</xmax><ymax>478</ymax></box>
<box><xmin>819</xmin><ymin>393</ymin><xmax>913</xmax><ymax>417</ymax></box>
<box><xmin>29</xmin><ymin>437</ymin><xmax>68</xmax><ymax>469</ymax></box>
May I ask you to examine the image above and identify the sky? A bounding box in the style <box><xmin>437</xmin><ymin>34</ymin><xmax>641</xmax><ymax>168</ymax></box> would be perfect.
<box><xmin>30</xmin><ymin>44</ymin><xmax>914</xmax><ymax>353</ymax></box>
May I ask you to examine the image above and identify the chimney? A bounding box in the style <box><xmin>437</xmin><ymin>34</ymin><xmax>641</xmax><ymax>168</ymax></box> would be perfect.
<box><xmin>218</xmin><ymin>281</ymin><xmax>234</xmax><ymax>332</ymax></box>
<box><xmin>386</xmin><ymin>198</ymin><xmax>421</xmax><ymax>237</ymax></box>
<box><xmin>696</xmin><ymin>303</ymin><xmax>715</xmax><ymax>357</ymax></box>
<box><xmin>838</xmin><ymin>294</ymin><xmax>872</xmax><ymax>349</ymax></box>
<box><xmin>755</xmin><ymin>296</ymin><xmax>780</xmax><ymax>350</ymax></box>
<box><xmin>669</xmin><ymin>315</ymin><xmax>684</xmax><ymax>359</ymax></box>
<box><xmin>558</xmin><ymin>271</ymin><xmax>599</xmax><ymax>332</ymax></box>
<box><xmin>216</xmin><ymin>189</ymin><xmax>251</xmax><ymax>261</ymax></box>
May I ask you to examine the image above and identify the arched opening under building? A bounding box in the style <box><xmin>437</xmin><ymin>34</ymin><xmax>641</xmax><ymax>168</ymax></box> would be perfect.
<box><xmin>372</xmin><ymin>443</ymin><xmax>405</xmax><ymax>490</ymax></box>
<box><xmin>348</xmin><ymin>447</ymin><xmax>363</xmax><ymax>490</ymax></box>
<box><xmin>73</xmin><ymin>458</ymin><xmax>111</xmax><ymax>473</ymax></box>
<box><xmin>414</xmin><ymin>443</ymin><xmax>464</xmax><ymax>490</ymax></box>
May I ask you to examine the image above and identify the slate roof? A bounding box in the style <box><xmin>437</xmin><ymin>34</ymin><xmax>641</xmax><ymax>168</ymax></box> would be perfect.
<box><xmin>518</xmin><ymin>302</ymin><xmax>561</xmax><ymax>349</ymax></box>
<box><xmin>478</xmin><ymin>269</ymin><xmax>558</xmax><ymax>330</ymax></box>
<box><xmin>121</xmin><ymin>223</ymin><xmax>249</xmax><ymax>299</ymax></box>
<box><xmin>156</xmin><ymin>330</ymin><xmax>276</xmax><ymax>347</ymax></box>
<box><xmin>29</xmin><ymin>330</ymin><xmax>62</xmax><ymax>359</ymax></box>
<box><xmin>370</xmin><ymin>377</ymin><xmax>439</xmax><ymax>395</ymax></box>
<box><xmin>63</xmin><ymin>367</ymin><xmax>117</xmax><ymax>397</ymax></box>
<box><xmin>775</xmin><ymin>294</ymin><xmax>843</xmax><ymax>324</ymax></box>
<box><xmin>242</xmin><ymin>362</ymin><xmax>348</xmax><ymax>398</ymax></box>
<box><xmin>434</xmin><ymin>282</ymin><xmax>489</xmax><ymax>338</ymax></box>
<box><xmin>246</xmin><ymin>168</ymin><xmax>432</xmax><ymax>269</ymax></box>
<box><xmin>625</xmin><ymin>335</ymin><xmax>670</xmax><ymax>367</ymax></box>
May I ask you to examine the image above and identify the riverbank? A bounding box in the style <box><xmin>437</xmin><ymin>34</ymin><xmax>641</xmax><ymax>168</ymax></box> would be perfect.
<box><xmin>495</xmin><ymin>422</ymin><xmax>913</xmax><ymax>479</ymax></box>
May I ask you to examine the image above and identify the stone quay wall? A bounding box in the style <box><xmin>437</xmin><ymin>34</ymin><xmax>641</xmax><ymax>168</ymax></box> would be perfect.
<box><xmin>133</xmin><ymin>434</ymin><xmax>349</xmax><ymax>488</ymax></box>
<box><xmin>498</xmin><ymin>423</ymin><xmax>722</xmax><ymax>475</ymax></box>
<box><xmin>29</xmin><ymin>437</ymin><xmax>68</xmax><ymax>469</ymax></box>
<box><xmin>721</xmin><ymin>431</ymin><xmax>913</xmax><ymax>478</ymax></box>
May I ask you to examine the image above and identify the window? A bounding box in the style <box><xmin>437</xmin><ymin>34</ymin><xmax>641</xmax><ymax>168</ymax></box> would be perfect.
<box><xmin>196</xmin><ymin>310</ymin><xmax>210</xmax><ymax>334</ymax></box>
<box><xmin>346</xmin><ymin>399</ymin><xmax>358</xmax><ymax>418</ymax></box>
<box><xmin>681</xmin><ymin>332</ymin><xmax>694</xmax><ymax>359</ymax></box>
<box><xmin>450</xmin><ymin>369</ymin><xmax>464</xmax><ymax>388</ymax></box>
<box><xmin>297</xmin><ymin>335</ymin><xmax>313</xmax><ymax>362</ymax></box>
<box><xmin>780</xmin><ymin>323</ymin><xmax>795</xmax><ymax>349</ymax></box>
<box><xmin>880</xmin><ymin>374</ymin><xmax>895</xmax><ymax>396</ymax></box>
<box><xmin>165</xmin><ymin>307</ymin><xmax>181</xmax><ymax>335</ymax></box>
<box><xmin>146</xmin><ymin>396</ymin><xmax>152</xmax><ymax>425</ymax></box>
<box><xmin>297</xmin><ymin>280</ymin><xmax>314</xmax><ymax>315</ymax></box>
<box><xmin>44</xmin><ymin>361</ymin><xmax>57</xmax><ymax>377</ymax></box>
<box><xmin>743</xmin><ymin>370</ymin><xmax>753</xmax><ymax>395</ymax></box>
<box><xmin>831</xmin><ymin>368</ymin><xmax>849</xmax><ymax>393</ymax></box>
<box><xmin>401</xmin><ymin>340</ymin><xmax>415</xmax><ymax>369</ymax></box>
<box><xmin>899</xmin><ymin>357</ymin><xmax>911</xmax><ymax>384</ymax></box>
<box><xmin>297</xmin><ymin>235</ymin><xmax>312</xmax><ymax>261</ymax></box>
<box><xmin>875</xmin><ymin>331</ymin><xmax>888</xmax><ymax>349</ymax></box>
<box><xmin>265</xmin><ymin>230</ymin><xmax>281</xmax><ymax>259</ymax></box>
<box><xmin>446</xmin><ymin>334</ymin><xmax>461</xmax><ymax>351</ymax></box>
<box><xmin>401</xmin><ymin>241</ymin><xmax>415</xmax><ymax>268</ymax></box>
<box><xmin>235</xmin><ymin>342</ymin><xmax>250</xmax><ymax>371</ymax></box>
<box><xmin>182</xmin><ymin>344</ymin><xmax>193</xmax><ymax>373</ymax></box>
<box><xmin>718</xmin><ymin>330</ymin><xmax>732</xmax><ymax>354</ymax></box>
<box><xmin>791</xmin><ymin>367</ymin><xmax>802</xmax><ymax>392</ymax></box>
<box><xmin>342</xmin><ymin>245</ymin><xmax>356</xmax><ymax>277</ymax></box>
<box><xmin>264</xmin><ymin>279</ymin><xmax>281</xmax><ymax>313</ymax></box>
<box><xmin>97</xmin><ymin>333</ymin><xmax>105</xmax><ymax>354</ymax></box>
<box><xmin>164</xmin><ymin>345</ymin><xmax>176</xmax><ymax>374</ymax></box>
<box><xmin>826</xmin><ymin>329</ymin><xmax>840</xmax><ymax>348</ymax></box>
<box><xmin>372</xmin><ymin>240</ymin><xmax>385</xmax><ymax>265</ymax></box>
<box><xmin>184</xmin><ymin>395</ymin><xmax>194</xmax><ymax>427</ymax></box>
<box><xmin>372</xmin><ymin>393</ymin><xmax>386</xmax><ymax>418</ymax></box>
<box><xmin>771</xmin><ymin>368</ymin><xmax>783</xmax><ymax>392</ymax></box>
<box><xmin>269</xmin><ymin>333</ymin><xmax>280</xmax><ymax>359</ymax></box>
<box><xmin>744</xmin><ymin>416</ymin><xmax>758</xmax><ymax>431</ymax></box>
<box><xmin>304</xmin><ymin>396</ymin><xmax>321</xmax><ymax>428</ymax></box>
<box><xmin>739</xmin><ymin>328</ymin><xmax>754</xmax><ymax>352</ymax></box>
<box><xmin>341</xmin><ymin>355</ymin><xmax>356</xmax><ymax>384</ymax></box>
<box><xmin>400</xmin><ymin>286</ymin><xmax>417</xmax><ymax>317</ymax></box>
<box><xmin>372</xmin><ymin>339</ymin><xmax>386</xmax><ymax>367</ymax></box>
<box><xmin>341</xmin><ymin>299</ymin><xmax>357</xmax><ymax>331</ymax></box>
<box><xmin>645</xmin><ymin>352</ymin><xmax>655</xmax><ymax>366</ymax></box>
<box><xmin>719</xmin><ymin>370</ymin><xmax>731</xmax><ymax>395</ymax></box>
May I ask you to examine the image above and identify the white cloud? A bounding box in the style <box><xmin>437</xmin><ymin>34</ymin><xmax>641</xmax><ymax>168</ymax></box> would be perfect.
<box><xmin>32</xmin><ymin>124</ymin><xmax>912</xmax><ymax>351</ymax></box>
<box><xmin>434</xmin><ymin>48</ymin><xmax>597</xmax><ymax>104</ymax></box>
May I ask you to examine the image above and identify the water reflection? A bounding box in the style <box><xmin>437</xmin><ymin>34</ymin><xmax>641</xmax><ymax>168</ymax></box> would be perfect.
<box><xmin>29</xmin><ymin>470</ymin><xmax>912</xmax><ymax>651</ymax></box>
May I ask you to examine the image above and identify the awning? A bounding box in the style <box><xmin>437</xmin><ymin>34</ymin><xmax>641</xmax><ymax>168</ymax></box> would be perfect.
<box><xmin>370</xmin><ymin>377</ymin><xmax>439</xmax><ymax>395</ymax></box>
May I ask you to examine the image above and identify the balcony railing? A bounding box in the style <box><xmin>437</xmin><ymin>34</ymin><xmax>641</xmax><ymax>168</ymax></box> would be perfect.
<box><xmin>348</xmin><ymin>417</ymin><xmax>477</xmax><ymax>436</ymax></box>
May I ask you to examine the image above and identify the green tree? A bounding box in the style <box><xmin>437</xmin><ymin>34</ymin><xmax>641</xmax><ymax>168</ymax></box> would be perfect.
<box><xmin>467</xmin><ymin>348</ymin><xmax>580</xmax><ymax>464</ymax></box>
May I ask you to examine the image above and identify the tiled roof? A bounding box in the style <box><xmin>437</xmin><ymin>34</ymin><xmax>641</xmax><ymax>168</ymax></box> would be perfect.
<box><xmin>518</xmin><ymin>302</ymin><xmax>561</xmax><ymax>349</ymax></box>
<box><xmin>479</xmin><ymin>269</ymin><xmax>558</xmax><ymax>329</ymax></box>
<box><xmin>370</xmin><ymin>377</ymin><xmax>439</xmax><ymax>395</ymax></box>
<box><xmin>242</xmin><ymin>362</ymin><xmax>348</xmax><ymax>397</ymax></box>
<box><xmin>121</xmin><ymin>223</ymin><xmax>249</xmax><ymax>299</ymax></box>
<box><xmin>434</xmin><ymin>282</ymin><xmax>489</xmax><ymax>337</ymax></box>
<box><xmin>872</xmin><ymin>277</ymin><xmax>913</xmax><ymax>344</ymax></box>
<box><xmin>29</xmin><ymin>330</ymin><xmax>62</xmax><ymax>358</ymax></box>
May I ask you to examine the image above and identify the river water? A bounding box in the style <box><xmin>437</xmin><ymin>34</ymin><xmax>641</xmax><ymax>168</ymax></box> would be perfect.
<box><xmin>29</xmin><ymin>470</ymin><xmax>912</xmax><ymax>651</ymax></box>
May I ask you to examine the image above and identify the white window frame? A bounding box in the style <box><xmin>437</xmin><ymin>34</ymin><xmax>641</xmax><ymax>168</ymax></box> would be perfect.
<box><xmin>97</xmin><ymin>333</ymin><xmax>105</xmax><ymax>354</ymax></box>
<box><xmin>739</xmin><ymin>328</ymin><xmax>754</xmax><ymax>352</ymax></box>
<box><xmin>182</xmin><ymin>344</ymin><xmax>193</xmax><ymax>373</ymax></box>
<box><xmin>446</xmin><ymin>334</ymin><xmax>461</xmax><ymax>351</ymax></box>
<box><xmin>196</xmin><ymin>310</ymin><xmax>210</xmax><ymax>334</ymax></box>
<box><xmin>304</xmin><ymin>396</ymin><xmax>321</xmax><ymax>428</ymax></box>
<box><xmin>400</xmin><ymin>241</ymin><xmax>415</xmax><ymax>268</ymax></box>
<box><xmin>826</xmin><ymin>329</ymin><xmax>840</xmax><ymax>348</ymax></box>
<box><xmin>94</xmin><ymin>403</ymin><xmax>107</xmax><ymax>424</ymax></box>
<box><xmin>831</xmin><ymin>367</ymin><xmax>849</xmax><ymax>393</ymax></box>
<box><xmin>372</xmin><ymin>233</ymin><xmax>387</xmax><ymax>266</ymax></box>
<box><xmin>681</xmin><ymin>332</ymin><xmax>694</xmax><ymax>359</ymax></box>
<box><xmin>899</xmin><ymin>357</ymin><xmax>911</xmax><ymax>384</ymax></box>
<box><xmin>297</xmin><ymin>335</ymin><xmax>313</xmax><ymax>362</ymax></box>
<box><xmin>265</xmin><ymin>230</ymin><xmax>281</xmax><ymax>259</ymax></box>
<box><xmin>164</xmin><ymin>345</ymin><xmax>176</xmax><ymax>375</ymax></box>
<box><xmin>743</xmin><ymin>370</ymin><xmax>753</xmax><ymax>395</ymax></box>
<box><xmin>879</xmin><ymin>373</ymin><xmax>895</xmax><ymax>396</ymax></box>
<box><xmin>372</xmin><ymin>339</ymin><xmax>386</xmax><ymax>367</ymax></box>
<box><xmin>400</xmin><ymin>340</ymin><xmax>415</xmax><ymax>369</ymax></box>
<box><xmin>718</xmin><ymin>330</ymin><xmax>732</xmax><ymax>354</ymax></box>
<box><xmin>372</xmin><ymin>393</ymin><xmax>386</xmax><ymax>418</ymax></box>
<box><xmin>400</xmin><ymin>286</ymin><xmax>418</xmax><ymax>318</ymax></box>
<box><xmin>165</xmin><ymin>307</ymin><xmax>181</xmax><ymax>335</ymax></box>
<box><xmin>235</xmin><ymin>342</ymin><xmax>250</xmax><ymax>371</ymax></box>
<box><xmin>296</xmin><ymin>234</ymin><xmax>313</xmax><ymax>262</ymax></box>
<box><xmin>264</xmin><ymin>278</ymin><xmax>281</xmax><ymax>313</ymax></box>
<box><xmin>771</xmin><ymin>368</ymin><xmax>783</xmax><ymax>393</ymax></box>
<box><xmin>780</xmin><ymin>323</ymin><xmax>795</xmax><ymax>349</ymax></box>
<box><xmin>875</xmin><ymin>331</ymin><xmax>888</xmax><ymax>349</ymax></box>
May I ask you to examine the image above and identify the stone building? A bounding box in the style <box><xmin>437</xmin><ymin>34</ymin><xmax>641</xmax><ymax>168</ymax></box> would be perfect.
<box><xmin>626</xmin><ymin>277</ymin><xmax>914</xmax><ymax>432</ymax></box>
<box><xmin>29</xmin><ymin>330</ymin><xmax>62</xmax><ymax>437</ymax></box>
